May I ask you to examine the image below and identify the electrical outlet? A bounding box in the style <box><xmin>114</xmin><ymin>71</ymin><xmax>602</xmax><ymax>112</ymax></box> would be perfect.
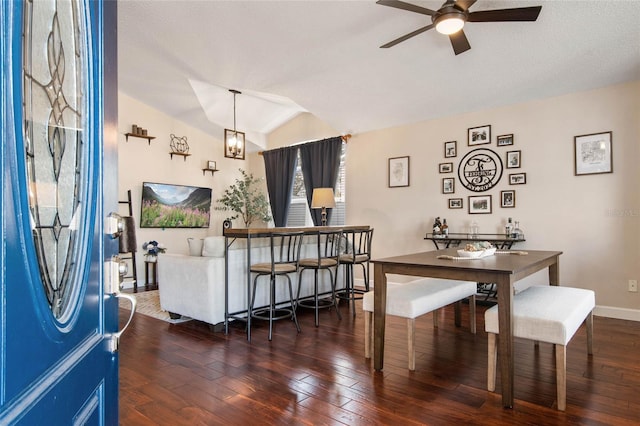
<box><xmin>629</xmin><ymin>280</ymin><xmax>638</xmax><ymax>292</ymax></box>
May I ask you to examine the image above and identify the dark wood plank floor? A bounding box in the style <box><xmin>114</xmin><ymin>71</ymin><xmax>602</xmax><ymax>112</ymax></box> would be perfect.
<box><xmin>119</xmin><ymin>300</ymin><xmax>640</xmax><ymax>425</ymax></box>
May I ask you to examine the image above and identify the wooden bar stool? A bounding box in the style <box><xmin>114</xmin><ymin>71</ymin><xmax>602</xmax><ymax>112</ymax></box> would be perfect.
<box><xmin>249</xmin><ymin>232</ymin><xmax>304</xmax><ymax>341</ymax></box>
<box><xmin>337</xmin><ymin>228</ymin><xmax>373</xmax><ymax>316</ymax></box>
<box><xmin>296</xmin><ymin>229</ymin><xmax>343</xmax><ymax>327</ymax></box>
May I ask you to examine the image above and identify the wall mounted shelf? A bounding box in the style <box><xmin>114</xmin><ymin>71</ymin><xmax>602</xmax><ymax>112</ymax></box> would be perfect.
<box><xmin>202</xmin><ymin>168</ymin><xmax>219</xmax><ymax>176</ymax></box>
<box><xmin>169</xmin><ymin>152</ymin><xmax>191</xmax><ymax>161</ymax></box>
<box><xmin>125</xmin><ymin>132</ymin><xmax>155</xmax><ymax>144</ymax></box>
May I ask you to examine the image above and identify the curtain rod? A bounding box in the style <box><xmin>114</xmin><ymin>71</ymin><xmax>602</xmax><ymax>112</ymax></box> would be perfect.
<box><xmin>258</xmin><ymin>134</ymin><xmax>351</xmax><ymax>156</ymax></box>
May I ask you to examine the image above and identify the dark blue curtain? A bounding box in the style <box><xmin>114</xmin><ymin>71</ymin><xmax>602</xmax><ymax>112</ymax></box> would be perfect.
<box><xmin>263</xmin><ymin>146</ymin><xmax>299</xmax><ymax>227</ymax></box>
<box><xmin>299</xmin><ymin>136</ymin><xmax>342</xmax><ymax>226</ymax></box>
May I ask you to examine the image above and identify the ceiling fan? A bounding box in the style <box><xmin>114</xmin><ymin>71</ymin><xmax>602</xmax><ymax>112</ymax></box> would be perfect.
<box><xmin>377</xmin><ymin>0</ymin><xmax>542</xmax><ymax>55</ymax></box>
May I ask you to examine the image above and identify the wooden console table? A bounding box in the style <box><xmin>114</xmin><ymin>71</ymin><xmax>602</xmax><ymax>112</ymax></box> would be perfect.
<box><xmin>223</xmin><ymin>225</ymin><xmax>370</xmax><ymax>340</ymax></box>
<box><xmin>425</xmin><ymin>233</ymin><xmax>525</xmax><ymax>250</ymax></box>
<box><xmin>144</xmin><ymin>260</ymin><xmax>158</xmax><ymax>290</ymax></box>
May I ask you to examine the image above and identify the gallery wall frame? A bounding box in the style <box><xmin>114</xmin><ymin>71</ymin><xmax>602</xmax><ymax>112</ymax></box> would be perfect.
<box><xmin>448</xmin><ymin>198</ymin><xmax>463</xmax><ymax>209</ymax></box>
<box><xmin>468</xmin><ymin>124</ymin><xmax>491</xmax><ymax>146</ymax></box>
<box><xmin>506</xmin><ymin>150</ymin><xmax>521</xmax><ymax>168</ymax></box>
<box><xmin>497</xmin><ymin>134</ymin><xmax>514</xmax><ymax>146</ymax></box>
<box><xmin>439</xmin><ymin>162</ymin><xmax>453</xmax><ymax>173</ymax></box>
<box><xmin>442</xmin><ymin>177</ymin><xmax>455</xmax><ymax>194</ymax></box>
<box><xmin>468</xmin><ymin>195</ymin><xmax>492</xmax><ymax>214</ymax></box>
<box><xmin>509</xmin><ymin>172</ymin><xmax>527</xmax><ymax>185</ymax></box>
<box><xmin>444</xmin><ymin>141</ymin><xmax>457</xmax><ymax>158</ymax></box>
<box><xmin>574</xmin><ymin>131</ymin><xmax>612</xmax><ymax>176</ymax></box>
<box><xmin>501</xmin><ymin>190</ymin><xmax>516</xmax><ymax>208</ymax></box>
<box><xmin>389</xmin><ymin>156</ymin><xmax>410</xmax><ymax>187</ymax></box>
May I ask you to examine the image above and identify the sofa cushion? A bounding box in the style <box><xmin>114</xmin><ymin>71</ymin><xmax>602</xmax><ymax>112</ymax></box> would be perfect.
<box><xmin>202</xmin><ymin>236</ymin><xmax>226</xmax><ymax>257</ymax></box>
<box><xmin>187</xmin><ymin>238</ymin><xmax>204</xmax><ymax>256</ymax></box>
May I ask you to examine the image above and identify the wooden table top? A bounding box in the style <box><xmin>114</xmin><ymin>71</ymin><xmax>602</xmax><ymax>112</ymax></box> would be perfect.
<box><xmin>372</xmin><ymin>248</ymin><xmax>563</xmax><ymax>275</ymax></box>
<box><xmin>224</xmin><ymin>225</ymin><xmax>369</xmax><ymax>238</ymax></box>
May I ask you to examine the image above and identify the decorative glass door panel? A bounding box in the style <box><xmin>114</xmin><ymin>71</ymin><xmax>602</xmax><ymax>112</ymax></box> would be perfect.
<box><xmin>23</xmin><ymin>0</ymin><xmax>88</xmax><ymax>321</ymax></box>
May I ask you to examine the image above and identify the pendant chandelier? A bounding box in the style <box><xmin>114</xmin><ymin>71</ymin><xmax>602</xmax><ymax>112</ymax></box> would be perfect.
<box><xmin>224</xmin><ymin>89</ymin><xmax>245</xmax><ymax>160</ymax></box>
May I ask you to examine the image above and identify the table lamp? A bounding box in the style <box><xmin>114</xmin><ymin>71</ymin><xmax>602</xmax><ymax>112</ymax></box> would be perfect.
<box><xmin>311</xmin><ymin>188</ymin><xmax>336</xmax><ymax>226</ymax></box>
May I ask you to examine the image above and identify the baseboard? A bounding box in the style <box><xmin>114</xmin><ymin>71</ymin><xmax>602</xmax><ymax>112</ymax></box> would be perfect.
<box><xmin>594</xmin><ymin>305</ymin><xmax>640</xmax><ymax>322</ymax></box>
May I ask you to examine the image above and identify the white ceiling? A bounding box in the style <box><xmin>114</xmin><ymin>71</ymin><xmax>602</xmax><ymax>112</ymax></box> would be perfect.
<box><xmin>118</xmin><ymin>0</ymin><xmax>640</xmax><ymax>151</ymax></box>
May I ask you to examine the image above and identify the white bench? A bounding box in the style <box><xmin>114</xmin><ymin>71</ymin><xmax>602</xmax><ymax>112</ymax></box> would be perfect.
<box><xmin>485</xmin><ymin>285</ymin><xmax>595</xmax><ymax>411</ymax></box>
<box><xmin>363</xmin><ymin>278</ymin><xmax>477</xmax><ymax>371</ymax></box>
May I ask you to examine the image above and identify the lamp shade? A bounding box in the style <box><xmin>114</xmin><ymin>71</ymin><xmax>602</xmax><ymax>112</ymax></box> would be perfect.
<box><xmin>311</xmin><ymin>188</ymin><xmax>336</xmax><ymax>209</ymax></box>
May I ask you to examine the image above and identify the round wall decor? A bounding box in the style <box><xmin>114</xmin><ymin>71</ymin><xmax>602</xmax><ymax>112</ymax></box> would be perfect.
<box><xmin>457</xmin><ymin>148</ymin><xmax>503</xmax><ymax>192</ymax></box>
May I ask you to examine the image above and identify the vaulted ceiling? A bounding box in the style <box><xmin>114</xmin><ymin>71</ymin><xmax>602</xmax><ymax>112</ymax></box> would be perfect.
<box><xmin>118</xmin><ymin>1</ymin><xmax>640</xmax><ymax>151</ymax></box>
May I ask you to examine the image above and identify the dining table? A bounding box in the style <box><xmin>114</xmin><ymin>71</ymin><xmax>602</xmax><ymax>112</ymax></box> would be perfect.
<box><xmin>371</xmin><ymin>247</ymin><xmax>562</xmax><ymax>408</ymax></box>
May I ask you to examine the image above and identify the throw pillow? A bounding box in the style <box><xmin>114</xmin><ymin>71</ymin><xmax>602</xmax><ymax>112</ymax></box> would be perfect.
<box><xmin>202</xmin><ymin>236</ymin><xmax>225</xmax><ymax>257</ymax></box>
<box><xmin>187</xmin><ymin>238</ymin><xmax>204</xmax><ymax>256</ymax></box>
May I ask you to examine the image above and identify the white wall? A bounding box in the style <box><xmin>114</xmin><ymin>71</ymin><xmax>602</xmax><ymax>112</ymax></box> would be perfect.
<box><xmin>117</xmin><ymin>92</ymin><xmax>249</xmax><ymax>285</ymax></box>
<box><xmin>266</xmin><ymin>81</ymin><xmax>640</xmax><ymax>320</ymax></box>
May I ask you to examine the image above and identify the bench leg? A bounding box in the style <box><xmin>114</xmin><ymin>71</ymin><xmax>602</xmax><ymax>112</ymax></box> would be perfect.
<box><xmin>407</xmin><ymin>318</ymin><xmax>416</xmax><ymax>371</ymax></box>
<box><xmin>586</xmin><ymin>311</ymin><xmax>593</xmax><ymax>355</ymax></box>
<box><xmin>469</xmin><ymin>294</ymin><xmax>476</xmax><ymax>334</ymax></box>
<box><xmin>432</xmin><ymin>309</ymin><xmax>439</xmax><ymax>328</ymax></box>
<box><xmin>454</xmin><ymin>301</ymin><xmax>462</xmax><ymax>327</ymax></box>
<box><xmin>364</xmin><ymin>310</ymin><xmax>372</xmax><ymax>359</ymax></box>
<box><xmin>556</xmin><ymin>344</ymin><xmax>567</xmax><ymax>411</ymax></box>
<box><xmin>487</xmin><ymin>332</ymin><xmax>497</xmax><ymax>392</ymax></box>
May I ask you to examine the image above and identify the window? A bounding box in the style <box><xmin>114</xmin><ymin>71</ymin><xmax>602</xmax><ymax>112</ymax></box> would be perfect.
<box><xmin>287</xmin><ymin>144</ymin><xmax>346</xmax><ymax>226</ymax></box>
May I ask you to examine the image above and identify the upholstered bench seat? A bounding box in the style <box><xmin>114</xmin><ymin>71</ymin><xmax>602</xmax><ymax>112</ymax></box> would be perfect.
<box><xmin>485</xmin><ymin>285</ymin><xmax>595</xmax><ymax>411</ymax></box>
<box><xmin>363</xmin><ymin>278</ymin><xmax>477</xmax><ymax>370</ymax></box>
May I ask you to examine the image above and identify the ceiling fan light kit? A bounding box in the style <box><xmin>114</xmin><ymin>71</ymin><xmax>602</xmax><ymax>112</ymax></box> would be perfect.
<box><xmin>377</xmin><ymin>0</ymin><xmax>542</xmax><ymax>55</ymax></box>
<box><xmin>434</xmin><ymin>12</ymin><xmax>465</xmax><ymax>35</ymax></box>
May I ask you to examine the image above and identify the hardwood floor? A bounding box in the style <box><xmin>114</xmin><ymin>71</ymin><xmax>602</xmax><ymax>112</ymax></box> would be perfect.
<box><xmin>119</xmin><ymin>300</ymin><xmax>639</xmax><ymax>425</ymax></box>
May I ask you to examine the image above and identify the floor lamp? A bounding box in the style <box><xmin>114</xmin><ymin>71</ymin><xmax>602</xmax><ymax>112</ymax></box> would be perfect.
<box><xmin>311</xmin><ymin>188</ymin><xmax>336</xmax><ymax>226</ymax></box>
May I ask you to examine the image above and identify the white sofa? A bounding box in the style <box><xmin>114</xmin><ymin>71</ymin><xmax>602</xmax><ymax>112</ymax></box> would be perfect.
<box><xmin>157</xmin><ymin>236</ymin><xmax>341</xmax><ymax>328</ymax></box>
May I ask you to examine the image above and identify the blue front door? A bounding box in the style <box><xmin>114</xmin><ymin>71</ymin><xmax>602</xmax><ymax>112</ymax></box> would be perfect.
<box><xmin>1</xmin><ymin>1</ymin><xmax>123</xmax><ymax>424</ymax></box>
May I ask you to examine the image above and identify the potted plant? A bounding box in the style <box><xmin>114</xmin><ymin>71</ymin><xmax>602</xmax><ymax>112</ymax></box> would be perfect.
<box><xmin>215</xmin><ymin>169</ymin><xmax>272</xmax><ymax>227</ymax></box>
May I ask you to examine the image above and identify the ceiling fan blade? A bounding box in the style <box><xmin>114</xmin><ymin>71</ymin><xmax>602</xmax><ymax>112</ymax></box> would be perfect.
<box><xmin>468</xmin><ymin>6</ymin><xmax>542</xmax><ymax>22</ymax></box>
<box><xmin>455</xmin><ymin>0</ymin><xmax>477</xmax><ymax>12</ymax></box>
<box><xmin>449</xmin><ymin>29</ymin><xmax>471</xmax><ymax>55</ymax></box>
<box><xmin>376</xmin><ymin>0</ymin><xmax>437</xmax><ymax>16</ymax></box>
<box><xmin>380</xmin><ymin>24</ymin><xmax>435</xmax><ymax>48</ymax></box>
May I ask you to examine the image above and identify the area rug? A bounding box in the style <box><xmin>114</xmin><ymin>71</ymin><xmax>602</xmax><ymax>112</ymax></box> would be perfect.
<box><xmin>120</xmin><ymin>290</ymin><xmax>192</xmax><ymax>324</ymax></box>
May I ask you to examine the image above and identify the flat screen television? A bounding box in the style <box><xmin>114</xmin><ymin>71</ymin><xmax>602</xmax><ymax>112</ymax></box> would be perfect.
<box><xmin>140</xmin><ymin>182</ymin><xmax>212</xmax><ymax>228</ymax></box>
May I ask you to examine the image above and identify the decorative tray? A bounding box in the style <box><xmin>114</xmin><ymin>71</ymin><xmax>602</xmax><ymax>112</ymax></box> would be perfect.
<box><xmin>456</xmin><ymin>247</ymin><xmax>497</xmax><ymax>258</ymax></box>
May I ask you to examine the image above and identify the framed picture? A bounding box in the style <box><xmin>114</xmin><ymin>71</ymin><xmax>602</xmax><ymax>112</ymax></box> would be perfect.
<box><xmin>448</xmin><ymin>198</ymin><xmax>463</xmax><ymax>209</ymax></box>
<box><xmin>497</xmin><ymin>134</ymin><xmax>514</xmax><ymax>146</ymax></box>
<box><xmin>509</xmin><ymin>173</ymin><xmax>527</xmax><ymax>185</ymax></box>
<box><xmin>388</xmin><ymin>156</ymin><xmax>410</xmax><ymax>187</ymax></box>
<box><xmin>500</xmin><ymin>190</ymin><xmax>516</xmax><ymax>208</ymax></box>
<box><xmin>468</xmin><ymin>195</ymin><xmax>492</xmax><ymax>214</ymax></box>
<box><xmin>574</xmin><ymin>131</ymin><xmax>613</xmax><ymax>175</ymax></box>
<box><xmin>439</xmin><ymin>162</ymin><xmax>453</xmax><ymax>173</ymax></box>
<box><xmin>442</xmin><ymin>177</ymin><xmax>455</xmax><ymax>194</ymax></box>
<box><xmin>207</xmin><ymin>160</ymin><xmax>217</xmax><ymax>170</ymax></box>
<box><xmin>506</xmin><ymin>150</ymin><xmax>521</xmax><ymax>168</ymax></box>
<box><xmin>444</xmin><ymin>141</ymin><xmax>457</xmax><ymax>158</ymax></box>
<box><xmin>468</xmin><ymin>125</ymin><xmax>491</xmax><ymax>146</ymax></box>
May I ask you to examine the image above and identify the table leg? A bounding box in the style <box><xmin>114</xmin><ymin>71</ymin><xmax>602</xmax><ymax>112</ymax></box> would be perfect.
<box><xmin>496</xmin><ymin>275</ymin><xmax>514</xmax><ymax>408</ymax></box>
<box><xmin>373</xmin><ymin>263</ymin><xmax>387</xmax><ymax>371</ymax></box>
<box><xmin>224</xmin><ymin>237</ymin><xmax>229</xmax><ymax>334</ymax></box>
<box><xmin>246</xmin><ymin>237</ymin><xmax>252</xmax><ymax>341</ymax></box>
<box><xmin>549</xmin><ymin>257</ymin><xmax>560</xmax><ymax>286</ymax></box>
